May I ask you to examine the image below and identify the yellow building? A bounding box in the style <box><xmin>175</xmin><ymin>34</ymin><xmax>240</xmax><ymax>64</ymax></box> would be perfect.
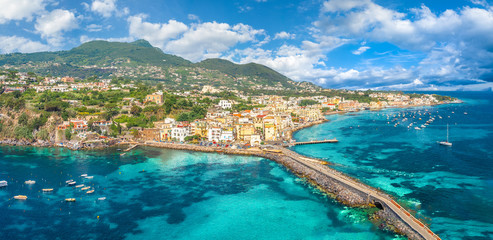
<box><xmin>236</xmin><ymin>123</ymin><xmax>255</xmax><ymax>141</ymax></box>
<box><xmin>264</xmin><ymin>123</ymin><xmax>276</xmax><ymax>141</ymax></box>
<box><xmin>145</xmin><ymin>93</ymin><xmax>164</xmax><ymax>104</ymax></box>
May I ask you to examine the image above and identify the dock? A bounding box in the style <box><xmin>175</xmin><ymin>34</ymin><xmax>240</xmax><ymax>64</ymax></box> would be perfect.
<box><xmin>123</xmin><ymin>144</ymin><xmax>139</xmax><ymax>152</ymax></box>
<box><xmin>288</xmin><ymin>138</ymin><xmax>339</xmax><ymax>146</ymax></box>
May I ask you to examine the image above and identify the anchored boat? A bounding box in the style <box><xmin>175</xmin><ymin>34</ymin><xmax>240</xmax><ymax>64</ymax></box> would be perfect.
<box><xmin>14</xmin><ymin>195</ymin><xmax>27</xmax><ymax>200</ymax></box>
<box><xmin>439</xmin><ymin>124</ymin><xmax>452</xmax><ymax>146</ymax></box>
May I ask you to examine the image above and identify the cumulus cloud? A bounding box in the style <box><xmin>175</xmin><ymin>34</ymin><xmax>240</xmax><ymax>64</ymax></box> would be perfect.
<box><xmin>90</xmin><ymin>0</ymin><xmax>117</xmax><ymax>18</ymax></box>
<box><xmin>128</xmin><ymin>15</ymin><xmax>188</xmax><ymax>48</ymax></box>
<box><xmin>35</xmin><ymin>9</ymin><xmax>78</xmax><ymax>46</ymax></box>
<box><xmin>128</xmin><ymin>15</ymin><xmax>266</xmax><ymax>62</ymax></box>
<box><xmin>0</xmin><ymin>36</ymin><xmax>50</xmax><ymax>53</ymax></box>
<box><xmin>305</xmin><ymin>0</ymin><xmax>493</xmax><ymax>89</ymax></box>
<box><xmin>165</xmin><ymin>22</ymin><xmax>265</xmax><ymax>61</ymax></box>
<box><xmin>0</xmin><ymin>0</ymin><xmax>46</xmax><ymax>24</ymax></box>
<box><xmin>274</xmin><ymin>31</ymin><xmax>295</xmax><ymax>40</ymax></box>
<box><xmin>227</xmin><ymin>36</ymin><xmax>349</xmax><ymax>84</ymax></box>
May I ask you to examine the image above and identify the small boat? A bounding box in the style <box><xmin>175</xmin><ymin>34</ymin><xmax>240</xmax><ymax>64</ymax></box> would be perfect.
<box><xmin>86</xmin><ymin>190</ymin><xmax>94</xmax><ymax>194</ymax></box>
<box><xmin>85</xmin><ymin>176</ymin><xmax>94</xmax><ymax>179</ymax></box>
<box><xmin>0</xmin><ymin>180</ymin><xmax>7</xmax><ymax>187</ymax></box>
<box><xmin>75</xmin><ymin>184</ymin><xmax>84</xmax><ymax>188</ymax></box>
<box><xmin>414</xmin><ymin>127</ymin><xmax>421</xmax><ymax>130</ymax></box>
<box><xmin>25</xmin><ymin>180</ymin><xmax>36</xmax><ymax>185</ymax></box>
<box><xmin>14</xmin><ymin>195</ymin><xmax>27</xmax><ymax>200</ymax></box>
<box><xmin>68</xmin><ymin>181</ymin><xmax>76</xmax><ymax>186</ymax></box>
<box><xmin>65</xmin><ymin>198</ymin><xmax>76</xmax><ymax>202</ymax></box>
<box><xmin>98</xmin><ymin>197</ymin><xmax>106</xmax><ymax>201</ymax></box>
<box><xmin>464</xmin><ymin>112</ymin><xmax>468</xmax><ymax>115</ymax></box>
<box><xmin>420</xmin><ymin>125</ymin><xmax>426</xmax><ymax>128</ymax></box>
<box><xmin>81</xmin><ymin>187</ymin><xmax>90</xmax><ymax>191</ymax></box>
<box><xmin>439</xmin><ymin>124</ymin><xmax>452</xmax><ymax>146</ymax></box>
<box><xmin>65</xmin><ymin>180</ymin><xmax>74</xmax><ymax>183</ymax></box>
<box><xmin>42</xmin><ymin>188</ymin><xmax>53</xmax><ymax>192</ymax></box>
<box><xmin>80</xmin><ymin>174</ymin><xmax>87</xmax><ymax>177</ymax></box>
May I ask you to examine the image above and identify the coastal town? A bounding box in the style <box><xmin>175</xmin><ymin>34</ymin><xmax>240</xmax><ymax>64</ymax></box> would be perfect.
<box><xmin>0</xmin><ymin>70</ymin><xmax>457</xmax><ymax>150</ymax></box>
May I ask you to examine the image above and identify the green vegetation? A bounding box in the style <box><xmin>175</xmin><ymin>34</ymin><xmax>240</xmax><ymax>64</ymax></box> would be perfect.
<box><xmin>299</xmin><ymin>99</ymin><xmax>318</xmax><ymax>106</ymax></box>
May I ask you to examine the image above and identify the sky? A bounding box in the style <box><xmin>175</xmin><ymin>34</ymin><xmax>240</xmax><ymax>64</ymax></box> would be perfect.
<box><xmin>1</xmin><ymin>0</ymin><xmax>493</xmax><ymax>91</ymax></box>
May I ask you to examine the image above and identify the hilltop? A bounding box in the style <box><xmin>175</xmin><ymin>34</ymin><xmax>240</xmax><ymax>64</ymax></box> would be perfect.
<box><xmin>0</xmin><ymin>40</ymin><xmax>321</xmax><ymax>92</ymax></box>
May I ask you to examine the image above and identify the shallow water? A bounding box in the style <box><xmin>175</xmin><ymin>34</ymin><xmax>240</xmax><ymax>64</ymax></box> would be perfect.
<box><xmin>0</xmin><ymin>146</ymin><xmax>398</xmax><ymax>239</ymax></box>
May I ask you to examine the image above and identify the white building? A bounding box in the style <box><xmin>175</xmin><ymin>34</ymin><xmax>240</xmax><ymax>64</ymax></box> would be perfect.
<box><xmin>171</xmin><ymin>126</ymin><xmax>189</xmax><ymax>142</ymax></box>
<box><xmin>218</xmin><ymin>100</ymin><xmax>232</xmax><ymax>109</ymax></box>
<box><xmin>207</xmin><ymin>127</ymin><xmax>222</xmax><ymax>142</ymax></box>
<box><xmin>250</xmin><ymin>134</ymin><xmax>261</xmax><ymax>146</ymax></box>
<box><xmin>220</xmin><ymin>128</ymin><xmax>234</xmax><ymax>142</ymax></box>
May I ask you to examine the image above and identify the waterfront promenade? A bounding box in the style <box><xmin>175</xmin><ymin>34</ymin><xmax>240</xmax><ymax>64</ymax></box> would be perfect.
<box><xmin>133</xmin><ymin>141</ymin><xmax>439</xmax><ymax>240</ymax></box>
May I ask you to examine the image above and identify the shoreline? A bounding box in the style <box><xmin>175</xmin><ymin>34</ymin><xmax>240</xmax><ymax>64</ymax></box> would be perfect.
<box><xmin>0</xmin><ymin>103</ymin><xmax>451</xmax><ymax>240</ymax></box>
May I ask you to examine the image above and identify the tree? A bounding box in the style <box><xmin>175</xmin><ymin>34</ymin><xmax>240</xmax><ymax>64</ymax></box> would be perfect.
<box><xmin>130</xmin><ymin>105</ymin><xmax>142</xmax><ymax>116</ymax></box>
<box><xmin>18</xmin><ymin>113</ymin><xmax>29</xmax><ymax>126</ymax></box>
<box><xmin>299</xmin><ymin>99</ymin><xmax>318</xmax><ymax>106</ymax></box>
<box><xmin>65</xmin><ymin>128</ymin><xmax>72</xmax><ymax>140</ymax></box>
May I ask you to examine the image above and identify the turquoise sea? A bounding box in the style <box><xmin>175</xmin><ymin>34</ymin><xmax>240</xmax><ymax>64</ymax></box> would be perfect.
<box><xmin>0</xmin><ymin>91</ymin><xmax>492</xmax><ymax>239</ymax></box>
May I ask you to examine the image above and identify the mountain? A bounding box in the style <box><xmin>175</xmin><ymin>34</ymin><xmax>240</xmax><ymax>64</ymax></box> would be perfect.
<box><xmin>0</xmin><ymin>40</ymin><xmax>321</xmax><ymax>91</ymax></box>
<box><xmin>196</xmin><ymin>59</ymin><xmax>294</xmax><ymax>88</ymax></box>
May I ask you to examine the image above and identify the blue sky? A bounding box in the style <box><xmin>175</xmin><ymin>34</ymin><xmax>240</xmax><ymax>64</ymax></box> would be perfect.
<box><xmin>1</xmin><ymin>0</ymin><xmax>493</xmax><ymax>91</ymax></box>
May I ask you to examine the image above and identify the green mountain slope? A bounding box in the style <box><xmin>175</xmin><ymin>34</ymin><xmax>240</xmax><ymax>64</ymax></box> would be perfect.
<box><xmin>195</xmin><ymin>58</ymin><xmax>293</xmax><ymax>87</ymax></box>
<box><xmin>0</xmin><ymin>40</ymin><xmax>321</xmax><ymax>91</ymax></box>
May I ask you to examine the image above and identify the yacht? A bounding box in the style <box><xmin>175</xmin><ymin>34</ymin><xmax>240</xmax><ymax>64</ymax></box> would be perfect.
<box><xmin>0</xmin><ymin>180</ymin><xmax>7</xmax><ymax>187</ymax></box>
<box><xmin>25</xmin><ymin>180</ymin><xmax>36</xmax><ymax>185</ymax></box>
<box><xmin>14</xmin><ymin>195</ymin><xmax>27</xmax><ymax>200</ymax></box>
<box><xmin>81</xmin><ymin>187</ymin><xmax>90</xmax><ymax>191</ymax></box>
<box><xmin>439</xmin><ymin>124</ymin><xmax>452</xmax><ymax>146</ymax></box>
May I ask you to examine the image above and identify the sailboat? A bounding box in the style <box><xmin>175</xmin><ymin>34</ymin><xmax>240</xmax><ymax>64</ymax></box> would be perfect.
<box><xmin>439</xmin><ymin>124</ymin><xmax>452</xmax><ymax>146</ymax></box>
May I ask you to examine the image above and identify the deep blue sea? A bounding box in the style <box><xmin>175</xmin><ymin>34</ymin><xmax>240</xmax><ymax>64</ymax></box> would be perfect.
<box><xmin>0</xmin><ymin>91</ymin><xmax>492</xmax><ymax>240</ymax></box>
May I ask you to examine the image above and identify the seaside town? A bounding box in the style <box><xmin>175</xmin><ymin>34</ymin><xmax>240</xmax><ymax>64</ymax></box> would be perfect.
<box><xmin>0</xmin><ymin>70</ymin><xmax>456</xmax><ymax>150</ymax></box>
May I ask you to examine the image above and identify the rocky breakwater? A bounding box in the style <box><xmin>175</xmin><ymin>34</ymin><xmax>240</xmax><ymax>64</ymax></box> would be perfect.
<box><xmin>142</xmin><ymin>142</ymin><xmax>435</xmax><ymax>240</ymax></box>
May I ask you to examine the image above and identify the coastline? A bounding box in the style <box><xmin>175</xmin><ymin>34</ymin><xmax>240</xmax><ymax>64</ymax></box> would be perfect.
<box><xmin>0</xmin><ymin>104</ymin><xmax>452</xmax><ymax>240</ymax></box>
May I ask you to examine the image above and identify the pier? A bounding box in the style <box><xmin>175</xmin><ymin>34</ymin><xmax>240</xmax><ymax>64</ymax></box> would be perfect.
<box><xmin>291</xmin><ymin>138</ymin><xmax>339</xmax><ymax>145</ymax></box>
<box><xmin>123</xmin><ymin>144</ymin><xmax>139</xmax><ymax>152</ymax></box>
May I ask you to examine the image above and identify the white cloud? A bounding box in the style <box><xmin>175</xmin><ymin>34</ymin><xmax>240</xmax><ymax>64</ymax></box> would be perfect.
<box><xmin>165</xmin><ymin>22</ymin><xmax>265</xmax><ymax>61</ymax></box>
<box><xmin>35</xmin><ymin>9</ymin><xmax>78</xmax><ymax>46</ymax></box>
<box><xmin>86</xmin><ymin>24</ymin><xmax>103</xmax><ymax>32</ymax></box>
<box><xmin>0</xmin><ymin>0</ymin><xmax>46</xmax><ymax>24</ymax></box>
<box><xmin>80</xmin><ymin>35</ymin><xmax>134</xmax><ymax>44</ymax></box>
<box><xmin>352</xmin><ymin>46</ymin><xmax>370</xmax><ymax>55</ymax></box>
<box><xmin>0</xmin><ymin>36</ymin><xmax>50</xmax><ymax>53</ymax></box>
<box><xmin>274</xmin><ymin>31</ymin><xmax>295</xmax><ymax>40</ymax></box>
<box><xmin>188</xmin><ymin>14</ymin><xmax>199</xmax><ymax>21</ymax></box>
<box><xmin>227</xmin><ymin>36</ymin><xmax>349</xmax><ymax>84</ymax></box>
<box><xmin>90</xmin><ymin>0</ymin><xmax>117</xmax><ymax>18</ymax></box>
<box><xmin>128</xmin><ymin>15</ymin><xmax>188</xmax><ymax>48</ymax></box>
<box><xmin>309</xmin><ymin>0</ymin><xmax>493</xmax><ymax>89</ymax></box>
<box><xmin>127</xmin><ymin>15</ymin><xmax>266</xmax><ymax>62</ymax></box>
